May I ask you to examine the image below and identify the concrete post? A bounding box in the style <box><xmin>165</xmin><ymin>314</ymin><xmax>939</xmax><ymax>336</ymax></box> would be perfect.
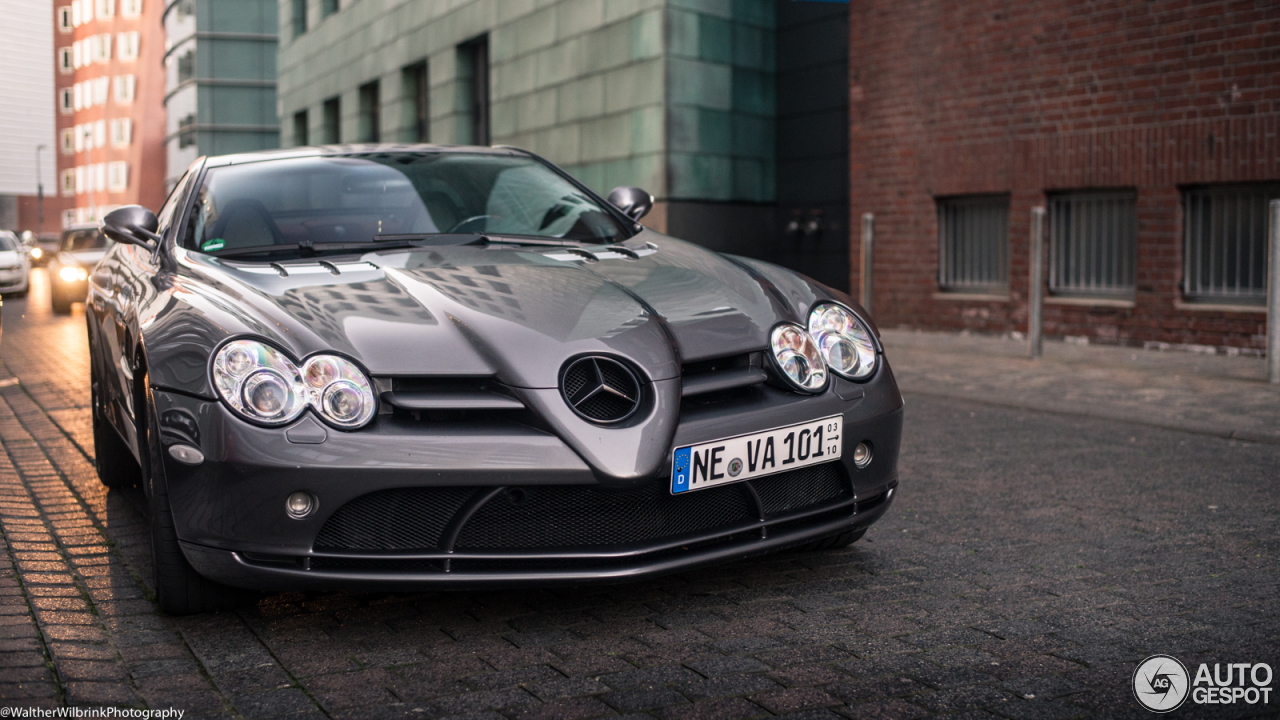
<box><xmin>1028</xmin><ymin>206</ymin><xmax>1046</xmax><ymax>359</ymax></box>
<box><xmin>1268</xmin><ymin>199</ymin><xmax>1280</xmax><ymax>383</ymax></box>
<box><xmin>860</xmin><ymin>213</ymin><xmax>874</xmax><ymax>316</ymax></box>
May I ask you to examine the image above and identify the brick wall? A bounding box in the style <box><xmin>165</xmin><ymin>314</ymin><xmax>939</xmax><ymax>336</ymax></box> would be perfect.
<box><xmin>849</xmin><ymin>0</ymin><xmax>1280</xmax><ymax>350</ymax></box>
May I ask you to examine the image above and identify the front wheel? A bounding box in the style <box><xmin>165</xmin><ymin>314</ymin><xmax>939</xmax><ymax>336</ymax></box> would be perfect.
<box><xmin>90</xmin><ymin>373</ymin><xmax>139</xmax><ymax>489</ymax></box>
<box><xmin>143</xmin><ymin>380</ymin><xmax>241</xmax><ymax>614</ymax></box>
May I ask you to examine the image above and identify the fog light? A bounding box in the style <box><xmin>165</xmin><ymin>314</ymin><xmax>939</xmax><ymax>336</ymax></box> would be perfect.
<box><xmin>853</xmin><ymin>442</ymin><xmax>873</xmax><ymax>468</ymax></box>
<box><xmin>286</xmin><ymin>491</ymin><xmax>315</xmax><ymax>519</ymax></box>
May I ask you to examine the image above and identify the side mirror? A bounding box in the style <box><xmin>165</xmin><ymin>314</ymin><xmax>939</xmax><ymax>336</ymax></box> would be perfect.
<box><xmin>607</xmin><ymin>186</ymin><xmax>654</xmax><ymax>221</ymax></box>
<box><xmin>101</xmin><ymin>205</ymin><xmax>161</xmax><ymax>250</ymax></box>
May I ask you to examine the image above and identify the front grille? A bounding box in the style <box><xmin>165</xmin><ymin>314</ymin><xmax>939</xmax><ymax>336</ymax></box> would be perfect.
<box><xmin>454</xmin><ymin>481</ymin><xmax>753</xmax><ymax>549</ymax></box>
<box><xmin>752</xmin><ymin>463</ymin><xmax>847</xmax><ymax>515</ymax></box>
<box><xmin>312</xmin><ymin>462</ymin><xmax>852</xmax><ymax>556</ymax></box>
<box><xmin>314</xmin><ymin>487</ymin><xmax>472</xmax><ymax>551</ymax></box>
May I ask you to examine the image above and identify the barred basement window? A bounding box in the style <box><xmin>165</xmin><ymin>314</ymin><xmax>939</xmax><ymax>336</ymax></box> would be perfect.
<box><xmin>1048</xmin><ymin>191</ymin><xmax>1137</xmax><ymax>298</ymax></box>
<box><xmin>937</xmin><ymin>195</ymin><xmax>1009</xmax><ymax>292</ymax></box>
<box><xmin>1182</xmin><ymin>185</ymin><xmax>1279</xmax><ymax>306</ymax></box>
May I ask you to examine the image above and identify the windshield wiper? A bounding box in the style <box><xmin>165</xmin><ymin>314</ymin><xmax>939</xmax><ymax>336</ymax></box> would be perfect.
<box><xmin>206</xmin><ymin>234</ymin><xmax>486</xmax><ymax>259</ymax></box>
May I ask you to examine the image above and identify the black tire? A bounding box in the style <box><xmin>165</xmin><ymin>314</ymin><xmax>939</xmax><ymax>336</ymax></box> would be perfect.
<box><xmin>90</xmin><ymin>373</ymin><xmax>139</xmax><ymax>489</ymax></box>
<box><xmin>793</xmin><ymin>528</ymin><xmax>866</xmax><ymax>552</ymax></box>
<box><xmin>51</xmin><ymin>287</ymin><xmax>72</xmax><ymax>314</ymax></box>
<box><xmin>142</xmin><ymin>380</ymin><xmax>241</xmax><ymax>615</ymax></box>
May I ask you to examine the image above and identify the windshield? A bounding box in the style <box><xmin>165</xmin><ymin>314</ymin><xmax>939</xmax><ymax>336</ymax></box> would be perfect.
<box><xmin>0</xmin><ymin>235</ymin><xmax>16</xmax><ymax>252</ymax></box>
<box><xmin>62</xmin><ymin>229</ymin><xmax>109</xmax><ymax>252</ymax></box>
<box><xmin>186</xmin><ymin>153</ymin><xmax>630</xmax><ymax>254</ymax></box>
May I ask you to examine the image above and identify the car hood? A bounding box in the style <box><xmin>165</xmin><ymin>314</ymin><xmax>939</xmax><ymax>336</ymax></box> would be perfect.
<box><xmin>145</xmin><ymin>231</ymin><xmax>844</xmax><ymax>482</ymax></box>
<box><xmin>0</xmin><ymin>251</ymin><xmax>22</xmax><ymax>268</ymax></box>
<box><xmin>157</xmin><ymin>231</ymin><xmax>832</xmax><ymax>390</ymax></box>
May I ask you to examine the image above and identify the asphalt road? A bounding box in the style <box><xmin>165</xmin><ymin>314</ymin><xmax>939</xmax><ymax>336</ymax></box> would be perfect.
<box><xmin>0</xmin><ymin>268</ymin><xmax>1276</xmax><ymax>719</ymax></box>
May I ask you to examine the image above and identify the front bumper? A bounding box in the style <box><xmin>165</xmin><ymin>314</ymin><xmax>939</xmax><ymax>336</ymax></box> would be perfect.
<box><xmin>156</xmin><ymin>360</ymin><xmax>904</xmax><ymax>590</ymax></box>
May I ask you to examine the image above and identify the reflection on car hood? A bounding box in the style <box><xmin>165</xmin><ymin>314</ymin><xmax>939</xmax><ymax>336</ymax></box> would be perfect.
<box><xmin>61</xmin><ymin>249</ymin><xmax>108</xmax><ymax>267</ymax></box>
<box><xmin>163</xmin><ymin>232</ymin><xmax>831</xmax><ymax>390</ymax></box>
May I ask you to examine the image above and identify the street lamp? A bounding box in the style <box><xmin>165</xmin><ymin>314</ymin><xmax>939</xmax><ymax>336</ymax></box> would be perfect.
<box><xmin>35</xmin><ymin>144</ymin><xmax>47</xmax><ymax>230</ymax></box>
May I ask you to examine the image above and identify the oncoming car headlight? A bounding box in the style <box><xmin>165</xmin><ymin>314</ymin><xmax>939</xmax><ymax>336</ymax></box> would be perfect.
<box><xmin>808</xmin><ymin>303</ymin><xmax>878</xmax><ymax>381</ymax></box>
<box><xmin>212</xmin><ymin>340</ymin><xmax>376</xmax><ymax>429</ymax></box>
<box><xmin>59</xmin><ymin>266</ymin><xmax>87</xmax><ymax>283</ymax></box>
<box><xmin>769</xmin><ymin>323</ymin><xmax>828</xmax><ymax>394</ymax></box>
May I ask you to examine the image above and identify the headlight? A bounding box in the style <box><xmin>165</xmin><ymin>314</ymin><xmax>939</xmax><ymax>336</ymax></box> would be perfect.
<box><xmin>808</xmin><ymin>303</ymin><xmax>878</xmax><ymax>381</ymax></box>
<box><xmin>213</xmin><ymin>340</ymin><xmax>308</xmax><ymax>425</ymax></box>
<box><xmin>58</xmin><ymin>266</ymin><xmax>87</xmax><ymax>283</ymax></box>
<box><xmin>302</xmin><ymin>355</ymin><xmax>376</xmax><ymax>428</ymax></box>
<box><xmin>769</xmin><ymin>323</ymin><xmax>828</xmax><ymax>394</ymax></box>
<box><xmin>30</xmin><ymin>247</ymin><xmax>43</xmax><ymax>259</ymax></box>
<box><xmin>211</xmin><ymin>339</ymin><xmax>376</xmax><ymax>429</ymax></box>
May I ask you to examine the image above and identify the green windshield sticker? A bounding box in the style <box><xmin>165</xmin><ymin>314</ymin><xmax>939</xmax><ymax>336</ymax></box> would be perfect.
<box><xmin>202</xmin><ymin>238</ymin><xmax>226</xmax><ymax>251</ymax></box>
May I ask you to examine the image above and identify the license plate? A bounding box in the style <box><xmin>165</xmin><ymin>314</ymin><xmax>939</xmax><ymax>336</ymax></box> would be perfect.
<box><xmin>671</xmin><ymin>415</ymin><xmax>843</xmax><ymax>494</ymax></box>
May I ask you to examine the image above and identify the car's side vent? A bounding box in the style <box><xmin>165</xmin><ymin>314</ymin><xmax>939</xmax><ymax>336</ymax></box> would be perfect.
<box><xmin>374</xmin><ymin>376</ymin><xmax>526</xmax><ymax>420</ymax></box>
<box><xmin>680</xmin><ymin>351</ymin><xmax>768</xmax><ymax>399</ymax></box>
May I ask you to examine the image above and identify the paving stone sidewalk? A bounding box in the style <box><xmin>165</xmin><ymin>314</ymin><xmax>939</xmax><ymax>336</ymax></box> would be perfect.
<box><xmin>881</xmin><ymin>329</ymin><xmax>1280</xmax><ymax>445</ymax></box>
<box><xmin>0</xmin><ymin>274</ymin><xmax>1277</xmax><ymax>720</ymax></box>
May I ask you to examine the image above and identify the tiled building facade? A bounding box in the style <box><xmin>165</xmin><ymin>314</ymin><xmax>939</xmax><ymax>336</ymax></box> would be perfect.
<box><xmin>54</xmin><ymin>0</ymin><xmax>167</xmax><ymax>226</ymax></box>
<box><xmin>849</xmin><ymin>0</ymin><xmax>1279</xmax><ymax>351</ymax></box>
<box><xmin>276</xmin><ymin>0</ymin><xmax>852</xmax><ymax>290</ymax></box>
<box><xmin>163</xmin><ymin>0</ymin><xmax>279</xmax><ymax>188</ymax></box>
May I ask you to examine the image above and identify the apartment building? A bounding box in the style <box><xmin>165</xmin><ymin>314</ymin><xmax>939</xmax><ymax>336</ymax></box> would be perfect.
<box><xmin>54</xmin><ymin>0</ymin><xmax>166</xmax><ymax>226</ymax></box>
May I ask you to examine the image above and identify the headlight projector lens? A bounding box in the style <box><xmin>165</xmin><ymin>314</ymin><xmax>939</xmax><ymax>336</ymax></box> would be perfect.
<box><xmin>808</xmin><ymin>303</ymin><xmax>878</xmax><ymax>381</ymax></box>
<box><xmin>769</xmin><ymin>323</ymin><xmax>829</xmax><ymax>393</ymax></box>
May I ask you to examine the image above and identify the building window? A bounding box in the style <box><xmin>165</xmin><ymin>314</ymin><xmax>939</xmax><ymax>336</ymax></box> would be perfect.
<box><xmin>178</xmin><ymin>114</ymin><xmax>196</xmax><ymax>148</ymax></box>
<box><xmin>80</xmin><ymin>0</ymin><xmax>92</xmax><ymax>24</ymax></box>
<box><xmin>322</xmin><ymin>0</ymin><xmax>338</xmax><ymax>18</ymax></box>
<box><xmin>93</xmin><ymin>119</ymin><xmax>106</xmax><ymax>147</ymax></box>
<box><xmin>322</xmin><ymin>96</ymin><xmax>340</xmax><ymax>144</ymax></box>
<box><xmin>120</xmin><ymin>0</ymin><xmax>141</xmax><ymax>17</ymax></box>
<box><xmin>177</xmin><ymin>48</ymin><xmax>195</xmax><ymax>84</ymax></box>
<box><xmin>59</xmin><ymin>47</ymin><xmax>73</xmax><ymax>73</ymax></box>
<box><xmin>93</xmin><ymin>163</ymin><xmax>107</xmax><ymax>193</ymax></box>
<box><xmin>293</xmin><ymin>110</ymin><xmax>308</xmax><ymax>146</ymax></box>
<box><xmin>118</xmin><ymin>31</ymin><xmax>139</xmax><ymax>61</ymax></box>
<box><xmin>358</xmin><ymin>81</ymin><xmax>380</xmax><ymax>143</ymax></box>
<box><xmin>937</xmin><ymin>195</ymin><xmax>1009</xmax><ymax>293</ymax></box>
<box><xmin>402</xmin><ymin>61</ymin><xmax>428</xmax><ymax>142</ymax></box>
<box><xmin>60</xmin><ymin>88</ymin><xmax>73</xmax><ymax>113</ymax></box>
<box><xmin>1183</xmin><ymin>184</ymin><xmax>1279</xmax><ymax>306</ymax></box>
<box><xmin>1048</xmin><ymin>191</ymin><xmax>1137</xmax><ymax>298</ymax></box>
<box><xmin>110</xmin><ymin>118</ymin><xmax>132</xmax><ymax>146</ymax></box>
<box><xmin>96</xmin><ymin>0</ymin><xmax>114</xmax><ymax>17</ymax></box>
<box><xmin>62</xmin><ymin>209</ymin><xmax>77</xmax><ymax>227</ymax></box>
<box><xmin>457</xmin><ymin>35</ymin><xmax>489</xmax><ymax>145</ymax></box>
<box><xmin>73</xmin><ymin>41</ymin><xmax>82</xmax><ymax>68</ymax></box>
<box><xmin>59</xmin><ymin>6</ymin><xmax>72</xmax><ymax>31</ymax></box>
<box><xmin>292</xmin><ymin>0</ymin><xmax>306</xmax><ymax>38</ymax></box>
<box><xmin>114</xmin><ymin>75</ymin><xmax>136</xmax><ymax>103</ymax></box>
<box><xmin>61</xmin><ymin>170</ymin><xmax>75</xmax><ymax>197</ymax></box>
<box><xmin>107</xmin><ymin>162</ymin><xmax>128</xmax><ymax>192</ymax></box>
<box><xmin>73</xmin><ymin>83</ymin><xmax>83</xmax><ymax>110</ymax></box>
<box><xmin>61</xmin><ymin>128</ymin><xmax>75</xmax><ymax>154</ymax></box>
<box><xmin>93</xmin><ymin>76</ymin><xmax>110</xmax><ymax>105</ymax></box>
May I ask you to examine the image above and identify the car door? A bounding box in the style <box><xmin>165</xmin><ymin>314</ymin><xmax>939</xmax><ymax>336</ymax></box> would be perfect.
<box><xmin>101</xmin><ymin>167</ymin><xmax>198</xmax><ymax>453</ymax></box>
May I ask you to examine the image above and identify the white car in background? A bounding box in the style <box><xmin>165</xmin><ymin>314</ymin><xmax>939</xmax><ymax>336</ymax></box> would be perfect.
<box><xmin>0</xmin><ymin>230</ymin><xmax>31</xmax><ymax>298</ymax></box>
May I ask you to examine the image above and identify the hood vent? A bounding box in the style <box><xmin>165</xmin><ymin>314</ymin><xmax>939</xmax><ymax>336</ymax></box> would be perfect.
<box><xmin>375</xmin><ymin>377</ymin><xmax>525</xmax><ymax>415</ymax></box>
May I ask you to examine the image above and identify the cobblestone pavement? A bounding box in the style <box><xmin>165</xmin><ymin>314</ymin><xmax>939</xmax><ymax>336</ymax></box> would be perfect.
<box><xmin>0</xmin><ymin>269</ymin><xmax>1277</xmax><ymax>719</ymax></box>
